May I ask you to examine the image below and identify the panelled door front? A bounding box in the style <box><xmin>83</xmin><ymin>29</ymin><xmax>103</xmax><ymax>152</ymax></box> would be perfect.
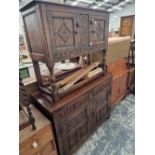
<box><xmin>54</xmin><ymin>92</ymin><xmax>92</xmax><ymax>155</ymax></box>
<box><xmin>63</xmin><ymin>106</ymin><xmax>90</xmax><ymax>155</ymax></box>
<box><xmin>47</xmin><ymin>11</ymin><xmax>78</xmax><ymax>61</ymax></box>
<box><xmin>120</xmin><ymin>15</ymin><xmax>134</xmax><ymax>36</ymax></box>
<box><xmin>90</xmin><ymin>15</ymin><xmax>106</xmax><ymax>47</ymax></box>
<box><xmin>92</xmin><ymin>81</ymin><xmax>109</xmax><ymax>129</ymax></box>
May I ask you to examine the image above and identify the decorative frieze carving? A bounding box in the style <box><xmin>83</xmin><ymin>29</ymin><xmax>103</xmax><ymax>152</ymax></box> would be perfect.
<box><xmin>54</xmin><ymin>43</ymin><xmax>106</xmax><ymax>62</ymax></box>
<box><xmin>58</xmin><ymin>93</ymin><xmax>91</xmax><ymax>118</ymax></box>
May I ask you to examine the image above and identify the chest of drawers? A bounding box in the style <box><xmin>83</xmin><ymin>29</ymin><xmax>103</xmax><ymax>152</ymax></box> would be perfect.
<box><xmin>20</xmin><ymin>105</ymin><xmax>58</xmax><ymax>155</ymax></box>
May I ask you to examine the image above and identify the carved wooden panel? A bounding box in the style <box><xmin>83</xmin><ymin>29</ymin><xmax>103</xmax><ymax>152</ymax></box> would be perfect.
<box><xmin>53</xmin><ymin>18</ymin><xmax>75</xmax><ymax>48</ymax></box>
<box><xmin>21</xmin><ymin>1</ymin><xmax>109</xmax><ymax>68</ymax></box>
<box><xmin>24</xmin><ymin>11</ymin><xmax>46</xmax><ymax>55</ymax></box>
<box><xmin>47</xmin><ymin>11</ymin><xmax>78</xmax><ymax>62</ymax></box>
<box><xmin>92</xmin><ymin>78</ymin><xmax>111</xmax><ymax>129</ymax></box>
<box><xmin>92</xmin><ymin>104</ymin><xmax>108</xmax><ymax>127</ymax></box>
<box><xmin>54</xmin><ymin>44</ymin><xmax>105</xmax><ymax>62</ymax></box>
<box><xmin>32</xmin><ymin>74</ymin><xmax>112</xmax><ymax>155</ymax></box>
<box><xmin>53</xmin><ymin>92</ymin><xmax>92</xmax><ymax>155</ymax></box>
<box><xmin>55</xmin><ymin>92</ymin><xmax>92</xmax><ymax>120</ymax></box>
<box><xmin>65</xmin><ymin>112</ymin><xmax>89</xmax><ymax>154</ymax></box>
<box><xmin>79</xmin><ymin>15</ymin><xmax>90</xmax><ymax>48</ymax></box>
<box><xmin>92</xmin><ymin>16</ymin><xmax>105</xmax><ymax>45</ymax></box>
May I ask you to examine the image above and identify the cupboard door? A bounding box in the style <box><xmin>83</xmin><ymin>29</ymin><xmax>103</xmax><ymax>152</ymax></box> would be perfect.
<box><xmin>22</xmin><ymin>6</ymin><xmax>47</xmax><ymax>62</ymax></box>
<box><xmin>47</xmin><ymin>11</ymin><xmax>78</xmax><ymax>61</ymax></box>
<box><xmin>92</xmin><ymin>81</ymin><xmax>109</xmax><ymax>128</ymax></box>
<box><xmin>53</xmin><ymin>92</ymin><xmax>92</xmax><ymax>155</ymax></box>
<box><xmin>120</xmin><ymin>15</ymin><xmax>134</xmax><ymax>36</ymax></box>
<box><xmin>64</xmin><ymin>108</ymin><xmax>90</xmax><ymax>155</ymax></box>
<box><xmin>90</xmin><ymin>16</ymin><xmax>106</xmax><ymax>47</ymax></box>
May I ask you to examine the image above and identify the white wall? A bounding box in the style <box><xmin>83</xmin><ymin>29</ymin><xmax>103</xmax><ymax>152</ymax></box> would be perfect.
<box><xmin>109</xmin><ymin>3</ymin><xmax>135</xmax><ymax>32</ymax></box>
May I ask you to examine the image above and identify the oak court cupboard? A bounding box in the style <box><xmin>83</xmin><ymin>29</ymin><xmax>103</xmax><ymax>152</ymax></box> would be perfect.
<box><xmin>20</xmin><ymin>1</ymin><xmax>112</xmax><ymax>155</ymax></box>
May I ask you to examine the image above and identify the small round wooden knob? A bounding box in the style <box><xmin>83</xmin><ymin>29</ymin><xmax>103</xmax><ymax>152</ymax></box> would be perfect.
<box><xmin>32</xmin><ymin>141</ymin><xmax>38</xmax><ymax>149</ymax></box>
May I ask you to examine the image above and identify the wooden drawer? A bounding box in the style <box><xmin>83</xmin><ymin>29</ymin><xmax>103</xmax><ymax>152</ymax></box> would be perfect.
<box><xmin>35</xmin><ymin>141</ymin><xmax>57</xmax><ymax>155</ymax></box>
<box><xmin>20</xmin><ymin>125</ymin><xmax>53</xmax><ymax>155</ymax></box>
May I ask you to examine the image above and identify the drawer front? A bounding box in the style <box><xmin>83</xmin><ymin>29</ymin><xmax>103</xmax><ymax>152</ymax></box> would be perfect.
<box><xmin>20</xmin><ymin>125</ymin><xmax>53</xmax><ymax>155</ymax></box>
<box><xmin>35</xmin><ymin>141</ymin><xmax>57</xmax><ymax>155</ymax></box>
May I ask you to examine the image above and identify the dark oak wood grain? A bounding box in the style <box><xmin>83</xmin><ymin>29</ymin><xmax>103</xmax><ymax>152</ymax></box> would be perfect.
<box><xmin>20</xmin><ymin>0</ymin><xmax>109</xmax><ymax>90</ymax></box>
<box><xmin>20</xmin><ymin>1</ymin><xmax>111</xmax><ymax>155</ymax></box>
<box><xmin>32</xmin><ymin>73</ymin><xmax>112</xmax><ymax>155</ymax></box>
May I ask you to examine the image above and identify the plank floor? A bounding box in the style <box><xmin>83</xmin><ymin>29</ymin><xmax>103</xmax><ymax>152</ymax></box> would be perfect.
<box><xmin>74</xmin><ymin>94</ymin><xmax>135</xmax><ymax>155</ymax></box>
